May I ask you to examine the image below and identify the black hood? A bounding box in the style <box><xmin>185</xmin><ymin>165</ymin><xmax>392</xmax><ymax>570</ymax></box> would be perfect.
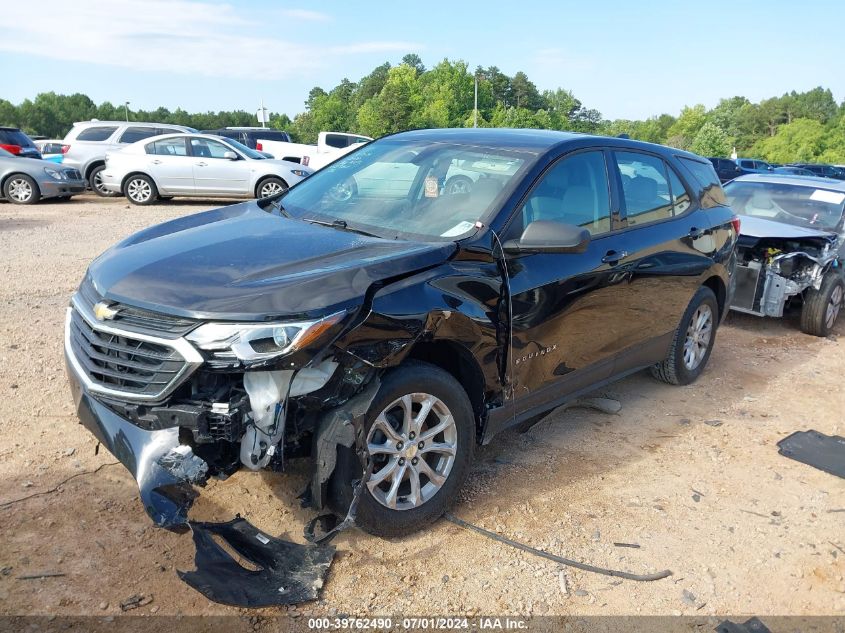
<box><xmin>87</xmin><ymin>202</ymin><xmax>456</xmax><ymax>320</ymax></box>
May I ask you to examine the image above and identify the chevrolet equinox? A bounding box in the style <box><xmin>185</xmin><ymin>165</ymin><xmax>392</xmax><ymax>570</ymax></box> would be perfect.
<box><xmin>64</xmin><ymin>129</ymin><xmax>738</xmax><ymax>537</ymax></box>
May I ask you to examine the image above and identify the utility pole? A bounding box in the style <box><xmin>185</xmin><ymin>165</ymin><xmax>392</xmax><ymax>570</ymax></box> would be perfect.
<box><xmin>473</xmin><ymin>75</ymin><xmax>478</xmax><ymax>128</ymax></box>
<box><xmin>124</xmin><ymin>101</ymin><xmax>130</xmax><ymax>122</ymax></box>
<box><xmin>258</xmin><ymin>99</ymin><xmax>268</xmax><ymax>128</ymax></box>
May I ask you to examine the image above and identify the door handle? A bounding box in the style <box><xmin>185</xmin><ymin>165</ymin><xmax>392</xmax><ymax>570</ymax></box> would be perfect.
<box><xmin>688</xmin><ymin>227</ymin><xmax>705</xmax><ymax>239</ymax></box>
<box><xmin>196</xmin><ymin>162</ymin><xmax>207</xmax><ymax>167</ymax></box>
<box><xmin>601</xmin><ymin>250</ymin><xmax>628</xmax><ymax>264</ymax></box>
<box><xmin>151</xmin><ymin>159</ymin><xmax>162</xmax><ymax>165</ymax></box>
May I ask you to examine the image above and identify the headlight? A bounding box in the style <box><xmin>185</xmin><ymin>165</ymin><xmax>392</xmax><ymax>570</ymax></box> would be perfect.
<box><xmin>44</xmin><ymin>167</ymin><xmax>65</xmax><ymax>180</ymax></box>
<box><xmin>290</xmin><ymin>169</ymin><xmax>309</xmax><ymax>177</ymax></box>
<box><xmin>186</xmin><ymin>310</ymin><xmax>346</xmax><ymax>362</ymax></box>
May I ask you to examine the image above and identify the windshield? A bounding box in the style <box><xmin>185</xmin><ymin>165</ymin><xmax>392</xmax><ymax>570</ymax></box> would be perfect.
<box><xmin>215</xmin><ymin>136</ymin><xmax>266</xmax><ymax>160</ymax></box>
<box><xmin>724</xmin><ymin>180</ymin><xmax>845</xmax><ymax>231</ymax></box>
<box><xmin>278</xmin><ymin>139</ymin><xmax>531</xmax><ymax>240</ymax></box>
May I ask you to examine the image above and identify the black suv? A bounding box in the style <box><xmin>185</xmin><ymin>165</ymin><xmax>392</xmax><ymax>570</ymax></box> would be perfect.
<box><xmin>64</xmin><ymin>129</ymin><xmax>738</xmax><ymax>537</ymax></box>
<box><xmin>200</xmin><ymin>127</ymin><xmax>291</xmax><ymax>151</ymax></box>
<box><xmin>788</xmin><ymin>163</ymin><xmax>845</xmax><ymax>180</ymax></box>
<box><xmin>0</xmin><ymin>127</ymin><xmax>42</xmax><ymax>159</ymax></box>
<box><xmin>708</xmin><ymin>157</ymin><xmax>743</xmax><ymax>183</ymax></box>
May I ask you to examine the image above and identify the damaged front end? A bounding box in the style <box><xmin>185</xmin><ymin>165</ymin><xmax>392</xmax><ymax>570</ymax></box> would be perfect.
<box><xmin>64</xmin><ymin>279</ymin><xmax>377</xmax><ymax>533</ymax></box>
<box><xmin>732</xmin><ymin>221</ymin><xmax>841</xmax><ymax>318</ymax></box>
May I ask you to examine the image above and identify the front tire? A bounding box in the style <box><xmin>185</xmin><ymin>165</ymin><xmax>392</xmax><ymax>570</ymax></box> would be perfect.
<box><xmin>328</xmin><ymin>361</ymin><xmax>475</xmax><ymax>537</ymax></box>
<box><xmin>801</xmin><ymin>272</ymin><xmax>844</xmax><ymax>337</ymax></box>
<box><xmin>256</xmin><ymin>176</ymin><xmax>288</xmax><ymax>199</ymax></box>
<box><xmin>652</xmin><ymin>286</ymin><xmax>718</xmax><ymax>385</ymax></box>
<box><xmin>3</xmin><ymin>174</ymin><xmax>40</xmax><ymax>204</ymax></box>
<box><xmin>124</xmin><ymin>174</ymin><xmax>158</xmax><ymax>205</ymax></box>
<box><xmin>89</xmin><ymin>165</ymin><xmax>119</xmax><ymax>197</ymax></box>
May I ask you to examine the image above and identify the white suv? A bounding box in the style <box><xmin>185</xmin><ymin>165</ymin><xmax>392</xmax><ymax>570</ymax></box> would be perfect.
<box><xmin>62</xmin><ymin>121</ymin><xmax>196</xmax><ymax>196</ymax></box>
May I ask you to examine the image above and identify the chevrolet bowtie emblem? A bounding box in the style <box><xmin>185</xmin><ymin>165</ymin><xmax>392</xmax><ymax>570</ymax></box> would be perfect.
<box><xmin>93</xmin><ymin>301</ymin><xmax>119</xmax><ymax>321</ymax></box>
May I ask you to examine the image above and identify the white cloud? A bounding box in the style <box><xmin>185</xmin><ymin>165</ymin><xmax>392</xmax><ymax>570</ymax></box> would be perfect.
<box><xmin>279</xmin><ymin>8</ymin><xmax>331</xmax><ymax>21</ymax></box>
<box><xmin>0</xmin><ymin>0</ymin><xmax>419</xmax><ymax>81</ymax></box>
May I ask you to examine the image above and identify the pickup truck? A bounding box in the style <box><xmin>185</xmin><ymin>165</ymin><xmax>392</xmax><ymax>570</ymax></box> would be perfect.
<box><xmin>259</xmin><ymin>131</ymin><xmax>371</xmax><ymax>167</ymax></box>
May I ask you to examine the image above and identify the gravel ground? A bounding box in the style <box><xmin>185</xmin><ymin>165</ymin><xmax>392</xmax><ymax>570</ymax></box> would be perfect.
<box><xmin>0</xmin><ymin>194</ymin><xmax>843</xmax><ymax>620</ymax></box>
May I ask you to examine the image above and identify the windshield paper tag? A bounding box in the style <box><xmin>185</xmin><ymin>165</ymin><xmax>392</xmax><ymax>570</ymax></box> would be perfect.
<box><xmin>810</xmin><ymin>189</ymin><xmax>845</xmax><ymax>205</ymax></box>
<box><xmin>424</xmin><ymin>176</ymin><xmax>439</xmax><ymax>198</ymax></box>
<box><xmin>441</xmin><ymin>221</ymin><xmax>476</xmax><ymax>237</ymax></box>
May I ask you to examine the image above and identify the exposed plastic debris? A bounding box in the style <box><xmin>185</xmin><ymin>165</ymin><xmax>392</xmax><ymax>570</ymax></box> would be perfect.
<box><xmin>777</xmin><ymin>430</ymin><xmax>845</xmax><ymax>479</ymax></box>
<box><xmin>178</xmin><ymin>517</ymin><xmax>335</xmax><ymax>607</ymax></box>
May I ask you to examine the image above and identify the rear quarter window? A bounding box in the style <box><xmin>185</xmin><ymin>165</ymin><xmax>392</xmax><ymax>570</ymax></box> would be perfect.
<box><xmin>678</xmin><ymin>157</ymin><xmax>727</xmax><ymax>209</ymax></box>
<box><xmin>0</xmin><ymin>129</ymin><xmax>36</xmax><ymax>147</ymax></box>
<box><xmin>75</xmin><ymin>126</ymin><xmax>118</xmax><ymax>142</ymax></box>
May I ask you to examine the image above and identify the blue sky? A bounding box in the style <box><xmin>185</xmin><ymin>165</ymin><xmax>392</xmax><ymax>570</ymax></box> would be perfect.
<box><xmin>2</xmin><ymin>0</ymin><xmax>843</xmax><ymax>122</ymax></box>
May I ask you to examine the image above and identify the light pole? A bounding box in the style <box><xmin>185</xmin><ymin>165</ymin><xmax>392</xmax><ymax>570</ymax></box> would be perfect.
<box><xmin>124</xmin><ymin>101</ymin><xmax>130</xmax><ymax>122</ymax></box>
<box><xmin>473</xmin><ymin>75</ymin><xmax>478</xmax><ymax>128</ymax></box>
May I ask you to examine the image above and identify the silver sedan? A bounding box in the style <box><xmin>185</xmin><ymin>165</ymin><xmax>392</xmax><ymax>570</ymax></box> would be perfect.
<box><xmin>0</xmin><ymin>148</ymin><xmax>85</xmax><ymax>204</ymax></box>
<box><xmin>100</xmin><ymin>133</ymin><xmax>313</xmax><ymax>205</ymax></box>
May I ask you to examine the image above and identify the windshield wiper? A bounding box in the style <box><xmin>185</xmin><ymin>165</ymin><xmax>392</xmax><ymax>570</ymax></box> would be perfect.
<box><xmin>304</xmin><ymin>217</ymin><xmax>382</xmax><ymax>239</ymax></box>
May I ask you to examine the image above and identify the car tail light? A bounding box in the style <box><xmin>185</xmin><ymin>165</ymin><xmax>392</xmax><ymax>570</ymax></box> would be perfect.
<box><xmin>61</xmin><ymin>144</ymin><xmax>70</xmax><ymax>154</ymax></box>
<box><xmin>301</xmin><ymin>156</ymin><xmax>310</xmax><ymax>167</ymax></box>
<box><xmin>730</xmin><ymin>216</ymin><xmax>741</xmax><ymax>235</ymax></box>
<box><xmin>256</xmin><ymin>142</ymin><xmax>263</xmax><ymax>151</ymax></box>
<box><xmin>0</xmin><ymin>144</ymin><xmax>22</xmax><ymax>155</ymax></box>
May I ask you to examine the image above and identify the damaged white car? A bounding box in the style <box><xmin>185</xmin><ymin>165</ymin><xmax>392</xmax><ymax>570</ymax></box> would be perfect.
<box><xmin>725</xmin><ymin>174</ymin><xmax>845</xmax><ymax>335</ymax></box>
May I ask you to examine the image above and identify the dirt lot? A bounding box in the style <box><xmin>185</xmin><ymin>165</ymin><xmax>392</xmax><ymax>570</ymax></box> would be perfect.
<box><xmin>0</xmin><ymin>194</ymin><xmax>843</xmax><ymax>620</ymax></box>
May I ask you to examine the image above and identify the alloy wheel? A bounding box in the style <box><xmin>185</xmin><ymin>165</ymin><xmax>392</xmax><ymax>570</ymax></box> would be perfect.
<box><xmin>92</xmin><ymin>171</ymin><xmax>109</xmax><ymax>194</ymax></box>
<box><xmin>366</xmin><ymin>393</ymin><xmax>457</xmax><ymax>511</ymax></box>
<box><xmin>826</xmin><ymin>284</ymin><xmax>843</xmax><ymax>330</ymax></box>
<box><xmin>259</xmin><ymin>181</ymin><xmax>286</xmax><ymax>198</ymax></box>
<box><xmin>7</xmin><ymin>178</ymin><xmax>33</xmax><ymax>203</ymax></box>
<box><xmin>683</xmin><ymin>304</ymin><xmax>713</xmax><ymax>371</ymax></box>
<box><xmin>126</xmin><ymin>178</ymin><xmax>152</xmax><ymax>203</ymax></box>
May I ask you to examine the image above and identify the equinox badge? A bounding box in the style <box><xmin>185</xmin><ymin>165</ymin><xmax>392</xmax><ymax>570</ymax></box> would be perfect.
<box><xmin>93</xmin><ymin>301</ymin><xmax>119</xmax><ymax>321</ymax></box>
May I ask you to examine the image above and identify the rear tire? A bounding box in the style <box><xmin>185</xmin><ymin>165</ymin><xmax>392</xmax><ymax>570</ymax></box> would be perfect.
<box><xmin>89</xmin><ymin>165</ymin><xmax>119</xmax><ymax>197</ymax></box>
<box><xmin>328</xmin><ymin>361</ymin><xmax>475</xmax><ymax>538</ymax></box>
<box><xmin>3</xmin><ymin>175</ymin><xmax>41</xmax><ymax>204</ymax></box>
<box><xmin>800</xmin><ymin>272</ymin><xmax>844</xmax><ymax>337</ymax></box>
<box><xmin>124</xmin><ymin>174</ymin><xmax>158</xmax><ymax>205</ymax></box>
<box><xmin>652</xmin><ymin>286</ymin><xmax>718</xmax><ymax>386</ymax></box>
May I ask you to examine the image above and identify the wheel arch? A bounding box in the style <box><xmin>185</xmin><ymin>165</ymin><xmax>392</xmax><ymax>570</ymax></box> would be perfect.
<box><xmin>121</xmin><ymin>171</ymin><xmax>157</xmax><ymax>193</ymax></box>
<box><xmin>702</xmin><ymin>274</ymin><xmax>726</xmax><ymax>320</ymax></box>
<box><xmin>403</xmin><ymin>339</ymin><xmax>487</xmax><ymax>439</ymax></box>
<box><xmin>84</xmin><ymin>160</ymin><xmax>105</xmax><ymax>180</ymax></box>
<box><xmin>1</xmin><ymin>172</ymin><xmax>40</xmax><ymax>195</ymax></box>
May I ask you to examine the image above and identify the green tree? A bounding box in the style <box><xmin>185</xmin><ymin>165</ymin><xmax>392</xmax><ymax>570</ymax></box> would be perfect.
<box><xmin>665</xmin><ymin>104</ymin><xmax>708</xmax><ymax>149</ymax></box>
<box><xmin>752</xmin><ymin>118</ymin><xmax>828</xmax><ymax>163</ymax></box>
<box><xmin>690</xmin><ymin>122</ymin><xmax>732</xmax><ymax>157</ymax></box>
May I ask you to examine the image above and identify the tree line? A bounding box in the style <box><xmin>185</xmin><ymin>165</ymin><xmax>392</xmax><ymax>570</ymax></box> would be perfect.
<box><xmin>3</xmin><ymin>54</ymin><xmax>844</xmax><ymax>163</ymax></box>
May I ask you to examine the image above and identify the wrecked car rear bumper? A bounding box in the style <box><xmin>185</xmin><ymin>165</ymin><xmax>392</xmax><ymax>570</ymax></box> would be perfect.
<box><xmin>65</xmin><ymin>351</ymin><xmax>209</xmax><ymax>531</ymax></box>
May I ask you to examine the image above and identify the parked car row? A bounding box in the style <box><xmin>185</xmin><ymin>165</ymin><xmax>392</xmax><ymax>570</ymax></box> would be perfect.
<box><xmin>62</xmin><ymin>128</ymin><xmax>845</xmax><ymax>546</ymax></box>
<box><xmin>709</xmin><ymin>156</ymin><xmax>845</xmax><ymax>184</ymax></box>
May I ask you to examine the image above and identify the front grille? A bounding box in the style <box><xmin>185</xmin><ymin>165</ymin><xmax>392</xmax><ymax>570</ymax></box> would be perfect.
<box><xmin>64</xmin><ymin>168</ymin><xmax>82</xmax><ymax>180</ymax></box>
<box><xmin>68</xmin><ymin>307</ymin><xmax>190</xmax><ymax>399</ymax></box>
<box><xmin>78</xmin><ymin>277</ymin><xmax>197</xmax><ymax>338</ymax></box>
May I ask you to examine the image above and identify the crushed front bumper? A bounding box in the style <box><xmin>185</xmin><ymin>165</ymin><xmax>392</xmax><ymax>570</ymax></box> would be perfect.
<box><xmin>65</xmin><ymin>352</ymin><xmax>209</xmax><ymax>532</ymax></box>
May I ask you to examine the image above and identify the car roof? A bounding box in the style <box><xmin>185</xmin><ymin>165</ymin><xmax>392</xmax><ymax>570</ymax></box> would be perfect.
<box><xmin>0</xmin><ymin>126</ymin><xmax>24</xmax><ymax>131</ymax></box>
<box><xmin>732</xmin><ymin>173</ymin><xmax>845</xmax><ymax>191</ymax></box>
<box><xmin>72</xmin><ymin>121</ymin><xmax>190</xmax><ymax>127</ymax></box>
<box><xmin>386</xmin><ymin>128</ymin><xmax>707</xmax><ymax>160</ymax></box>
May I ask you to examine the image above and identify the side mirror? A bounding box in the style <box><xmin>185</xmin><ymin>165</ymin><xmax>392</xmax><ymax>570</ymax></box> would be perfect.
<box><xmin>223</xmin><ymin>151</ymin><xmax>238</xmax><ymax>160</ymax></box>
<box><xmin>503</xmin><ymin>220</ymin><xmax>591</xmax><ymax>254</ymax></box>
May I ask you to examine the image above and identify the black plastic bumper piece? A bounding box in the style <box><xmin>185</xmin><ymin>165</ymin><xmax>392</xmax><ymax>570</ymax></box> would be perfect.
<box><xmin>178</xmin><ymin>517</ymin><xmax>335</xmax><ymax>606</ymax></box>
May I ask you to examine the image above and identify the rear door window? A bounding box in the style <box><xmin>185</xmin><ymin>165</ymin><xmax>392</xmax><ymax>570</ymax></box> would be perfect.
<box><xmin>119</xmin><ymin>127</ymin><xmax>160</xmax><ymax>144</ymax></box>
<box><xmin>190</xmin><ymin>137</ymin><xmax>234</xmax><ymax>158</ymax></box>
<box><xmin>75</xmin><ymin>126</ymin><xmax>117</xmax><ymax>142</ymax></box>
<box><xmin>615</xmin><ymin>151</ymin><xmax>673</xmax><ymax>227</ymax></box>
<box><xmin>146</xmin><ymin>137</ymin><xmax>188</xmax><ymax>156</ymax></box>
